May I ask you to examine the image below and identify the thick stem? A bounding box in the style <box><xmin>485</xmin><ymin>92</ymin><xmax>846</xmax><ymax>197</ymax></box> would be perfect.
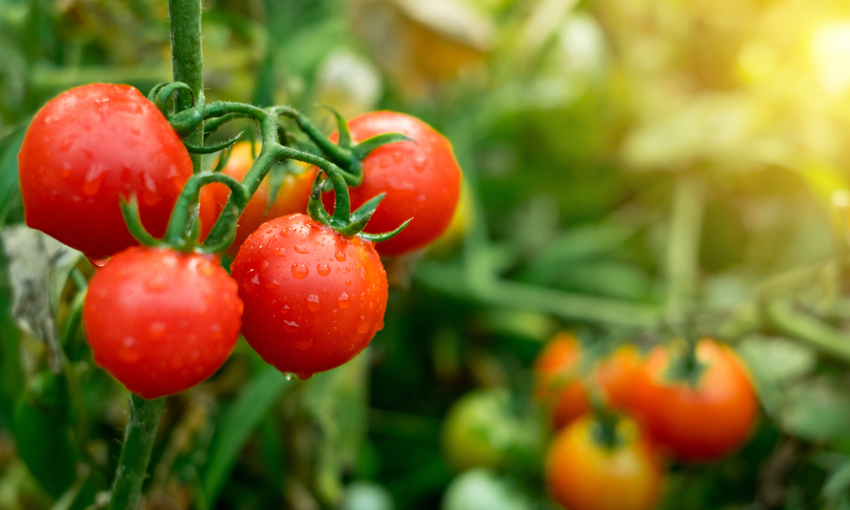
<box><xmin>664</xmin><ymin>173</ymin><xmax>705</xmax><ymax>326</ymax></box>
<box><xmin>168</xmin><ymin>0</ymin><xmax>204</xmax><ymax>174</ymax></box>
<box><xmin>107</xmin><ymin>396</ymin><xmax>165</xmax><ymax>510</ymax></box>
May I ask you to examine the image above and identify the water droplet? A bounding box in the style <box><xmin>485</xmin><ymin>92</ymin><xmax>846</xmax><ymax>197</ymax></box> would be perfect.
<box><xmin>317</xmin><ymin>264</ymin><xmax>331</xmax><ymax>276</ymax></box>
<box><xmin>261</xmin><ymin>260</ymin><xmax>270</xmax><ymax>270</ymax></box>
<box><xmin>291</xmin><ymin>263</ymin><xmax>308</xmax><ymax>279</ymax></box>
<box><xmin>211</xmin><ymin>324</ymin><xmax>223</xmax><ymax>340</ymax></box>
<box><xmin>145</xmin><ymin>274</ymin><xmax>167</xmax><ymax>292</ymax></box>
<box><xmin>294</xmin><ymin>245</ymin><xmax>309</xmax><ymax>254</ymax></box>
<box><xmin>357</xmin><ymin>315</ymin><xmax>371</xmax><ymax>334</ymax></box>
<box><xmin>335</xmin><ymin>251</ymin><xmax>346</xmax><ymax>262</ymax></box>
<box><xmin>283</xmin><ymin>372</ymin><xmax>294</xmax><ymax>381</ymax></box>
<box><xmin>142</xmin><ymin>173</ymin><xmax>159</xmax><ymax>206</ymax></box>
<box><xmin>281</xmin><ymin>305</ymin><xmax>290</xmax><ymax>314</ymax></box>
<box><xmin>283</xmin><ymin>320</ymin><xmax>299</xmax><ymax>333</ymax></box>
<box><xmin>414</xmin><ymin>154</ymin><xmax>427</xmax><ymax>171</ymax></box>
<box><xmin>265</xmin><ymin>279</ymin><xmax>280</xmax><ymax>289</ymax></box>
<box><xmin>59</xmin><ymin>138</ymin><xmax>73</xmax><ymax>152</ymax></box>
<box><xmin>274</xmin><ymin>247</ymin><xmax>286</xmax><ymax>257</ymax></box>
<box><xmin>293</xmin><ymin>334</ymin><xmax>313</xmax><ymax>350</ymax></box>
<box><xmin>82</xmin><ymin>163</ymin><xmax>106</xmax><ymax>196</ymax></box>
<box><xmin>295</xmin><ymin>371</ymin><xmax>313</xmax><ymax>380</ymax></box>
<box><xmin>148</xmin><ymin>322</ymin><xmax>166</xmax><ymax>340</ymax></box>
<box><xmin>307</xmin><ymin>294</ymin><xmax>321</xmax><ymax>312</ymax></box>
<box><xmin>338</xmin><ymin>292</ymin><xmax>350</xmax><ymax>309</ymax></box>
<box><xmin>361</xmin><ymin>267</ymin><xmax>367</xmax><ymax>280</ymax></box>
<box><xmin>88</xmin><ymin>256</ymin><xmax>108</xmax><ymax>268</ymax></box>
<box><xmin>345</xmin><ymin>279</ymin><xmax>352</xmax><ymax>287</ymax></box>
<box><xmin>119</xmin><ymin>337</ymin><xmax>140</xmax><ymax>362</ymax></box>
<box><xmin>392</xmin><ymin>151</ymin><xmax>403</xmax><ymax>163</ymax></box>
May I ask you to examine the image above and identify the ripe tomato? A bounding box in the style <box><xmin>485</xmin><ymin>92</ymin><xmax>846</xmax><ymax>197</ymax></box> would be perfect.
<box><xmin>546</xmin><ymin>415</ymin><xmax>663</xmax><ymax>510</ymax></box>
<box><xmin>534</xmin><ymin>333</ymin><xmax>589</xmax><ymax>429</ymax></box>
<box><xmin>83</xmin><ymin>247</ymin><xmax>242</xmax><ymax>399</ymax></box>
<box><xmin>534</xmin><ymin>334</ymin><xmax>641</xmax><ymax>429</ymax></box>
<box><xmin>628</xmin><ymin>339</ymin><xmax>758</xmax><ymax>462</ymax></box>
<box><xmin>322</xmin><ymin>111</ymin><xmax>462</xmax><ymax>256</ymax></box>
<box><xmin>199</xmin><ymin>142</ymin><xmax>316</xmax><ymax>257</ymax></box>
<box><xmin>18</xmin><ymin>83</ymin><xmax>193</xmax><ymax>260</ymax></box>
<box><xmin>230</xmin><ymin>213</ymin><xmax>388</xmax><ymax>378</ymax></box>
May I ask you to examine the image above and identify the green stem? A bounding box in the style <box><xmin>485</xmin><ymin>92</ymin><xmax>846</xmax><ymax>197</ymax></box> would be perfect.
<box><xmin>664</xmin><ymin>173</ymin><xmax>705</xmax><ymax>325</ymax></box>
<box><xmin>168</xmin><ymin>0</ymin><xmax>204</xmax><ymax>174</ymax></box>
<box><xmin>107</xmin><ymin>396</ymin><xmax>166</xmax><ymax>510</ymax></box>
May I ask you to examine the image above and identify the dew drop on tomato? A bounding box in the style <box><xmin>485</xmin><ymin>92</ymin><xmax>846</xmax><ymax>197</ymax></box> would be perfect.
<box><xmin>291</xmin><ymin>263</ymin><xmax>309</xmax><ymax>279</ymax></box>
<box><xmin>317</xmin><ymin>264</ymin><xmax>331</xmax><ymax>276</ymax></box>
<box><xmin>338</xmin><ymin>292</ymin><xmax>350</xmax><ymax>309</ymax></box>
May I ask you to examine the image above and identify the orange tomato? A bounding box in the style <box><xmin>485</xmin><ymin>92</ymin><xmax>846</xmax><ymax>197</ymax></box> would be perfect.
<box><xmin>199</xmin><ymin>142</ymin><xmax>317</xmax><ymax>257</ymax></box>
<box><xmin>534</xmin><ymin>333</ymin><xmax>589</xmax><ymax>429</ymax></box>
<box><xmin>546</xmin><ymin>415</ymin><xmax>663</xmax><ymax>510</ymax></box>
<box><xmin>628</xmin><ymin>339</ymin><xmax>758</xmax><ymax>462</ymax></box>
<box><xmin>534</xmin><ymin>335</ymin><xmax>642</xmax><ymax>429</ymax></box>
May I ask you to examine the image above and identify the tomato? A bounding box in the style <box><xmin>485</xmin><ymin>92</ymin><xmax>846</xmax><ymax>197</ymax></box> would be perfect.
<box><xmin>83</xmin><ymin>247</ymin><xmax>242</xmax><ymax>399</ymax></box>
<box><xmin>199</xmin><ymin>142</ymin><xmax>316</xmax><ymax>257</ymax></box>
<box><xmin>18</xmin><ymin>83</ymin><xmax>193</xmax><ymax>260</ymax></box>
<box><xmin>628</xmin><ymin>339</ymin><xmax>758</xmax><ymax>462</ymax></box>
<box><xmin>441</xmin><ymin>389</ymin><xmax>544</xmax><ymax>472</ymax></box>
<box><xmin>534</xmin><ymin>333</ymin><xmax>589</xmax><ymax>429</ymax></box>
<box><xmin>230</xmin><ymin>213</ymin><xmax>388</xmax><ymax>378</ymax></box>
<box><xmin>595</xmin><ymin>345</ymin><xmax>642</xmax><ymax>411</ymax></box>
<box><xmin>534</xmin><ymin>335</ymin><xmax>641</xmax><ymax>429</ymax></box>
<box><xmin>546</xmin><ymin>415</ymin><xmax>663</xmax><ymax>510</ymax></box>
<box><xmin>322</xmin><ymin>111</ymin><xmax>462</xmax><ymax>256</ymax></box>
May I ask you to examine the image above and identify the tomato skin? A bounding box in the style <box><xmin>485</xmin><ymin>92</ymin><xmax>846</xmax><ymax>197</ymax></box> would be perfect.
<box><xmin>534</xmin><ymin>333</ymin><xmax>589</xmax><ymax>429</ymax></box>
<box><xmin>18</xmin><ymin>84</ymin><xmax>193</xmax><ymax>259</ymax></box>
<box><xmin>534</xmin><ymin>335</ymin><xmax>640</xmax><ymax>429</ymax></box>
<box><xmin>546</xmin><ymin>416</ymin><xmax>663</xmax><ymax>510</ymax></box>
<box><xmin>322</xmin><ymin>111</ymin><xmax>462</xmax><ymax>256</ymax></box>
<box><xmin>230</xmin><ymin>214</ymin><xmax>388</xmax><ymax>378</ymax></box>
<box><xmin>83</xmin><ymin>247</ymin><xmax>242</xmax><ymax>399</ymax></box>
<box><xmin>199</xmin><ymin>142</ymin><xmax>316</xmax><ymax>257</ymax></box>
<box><xmin>628</xmin><ymin>339</ymin><xmax>758</xmax><ymax>462</ymax></box>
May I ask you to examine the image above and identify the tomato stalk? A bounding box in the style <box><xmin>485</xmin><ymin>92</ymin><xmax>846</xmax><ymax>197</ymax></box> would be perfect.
<box><xmin>107</xmin><ymin>396</ymin><xmax>166</xmax><ymax>510</ymax></box>
<box><xmin>167</xmin><ymin>0</ymin><xmax>204</xmax><ymax>175</ymax></box>
<box><xmin>588</xmin><ymin>397</ymin><xmax>621</xmax><ymax>450</ymax></box>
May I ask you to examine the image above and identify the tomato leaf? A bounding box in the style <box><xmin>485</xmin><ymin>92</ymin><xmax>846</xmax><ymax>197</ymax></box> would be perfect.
<box><xmin>201</xmin><ymin>364</ymin><xmax>293</xmax><ymax>505</ymax></box>
<box><xmin>0</xmin><ymin>127</ymin><xmax>25</xmax><ymax>229</ymax></box>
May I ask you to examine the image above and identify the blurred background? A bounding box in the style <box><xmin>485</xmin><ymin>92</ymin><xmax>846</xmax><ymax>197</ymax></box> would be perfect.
<box><xmin>3</xmin><ymin>0</ymin><xmax>850</xmax><ymax>508</ymax></box>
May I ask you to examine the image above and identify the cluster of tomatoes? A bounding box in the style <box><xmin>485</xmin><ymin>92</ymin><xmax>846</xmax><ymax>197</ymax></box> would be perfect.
<box><xmin>535</xmin><ymin>333</ymin><xmax>759</xmax><ymax>510</ymax></box>
<box><xmin>17</xmin><ymin>83</ymin><xmax>461</xmax><ymax>398</ymax></box>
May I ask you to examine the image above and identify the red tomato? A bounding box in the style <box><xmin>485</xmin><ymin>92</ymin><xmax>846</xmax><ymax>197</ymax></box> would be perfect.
<box><xmin>534</xmin><ymin>335</ymin><xmax>641</xmax><ymax>429</ymax></box>
<box><xmin>546</xmin><ymin>415</ymin><xmax>664</xmax><ymax>510</ymax></box>
<box><xmin>199</xmin><ymin>142</ymin><xmax>316</xmax><ymax>257</ymax></box>
<box><xmin>628</xmin><ymin>339</ymin><xmax>758</xmax><ymax>462</ymax></box>
<box><xmin>83</xmin><ymin>247</ymin><xmax>242</xmax><ymax>399</ymax></box>
<box><xmin>534</xmin><ymin>333</ymin><xmax>589</xmax><ymax>429</ymax></box>
<box><xmin>18</xmin><ymin>84</ymin><xmax>193</xmax><ymax>260</ymax></box>
<box><xmin>596</xmin><ymin>345</ymin><xmax>641</xmax><ymax>410</ymax></box>
<box><xmin>322</xmin><ymin>111</ymin><xmax>462</xmax><ymax>256</ymax></box>
<box><xmin>230</xmin><ymin>214</ymin><xmax>388</xmax><ymax>378</ymax></box>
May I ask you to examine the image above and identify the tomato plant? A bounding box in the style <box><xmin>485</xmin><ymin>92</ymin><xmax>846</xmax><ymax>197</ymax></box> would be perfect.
<box><xmin>322</xmin><ymin>111</ymin><xmax>462</xmax><ymax>256</ymax></box>
<box><xmin>535</xmin><ymin>334</ymin><xmax>641</xmax><ymax>429</ymax></box>
<box><xmin>230</xmin><ymin>213</ymin><xmax>388</xmax><ymax>379</ymax></box>
<box><xmin>628</xmin><ymin>339</ymin><xmax>758</xmax><ymax>462</ymax></box>
<box><xmin>546</xmin><ymin>415</ymin><xmax>663</xmax><ymax>510</ymax></box>
<box><xmin>83</xmin><ymin>247</ymin><xmax>243</xmax><ymax>399</ymax></box>
<box><xmin>18</xmin><ymin>83</ymin><xmax>193</xmax><ymax>260</ymax></box>
<box><xmin>199</xmin><ymin>142</ymin><xmax>316</xmax><ymax>257</ymax></box>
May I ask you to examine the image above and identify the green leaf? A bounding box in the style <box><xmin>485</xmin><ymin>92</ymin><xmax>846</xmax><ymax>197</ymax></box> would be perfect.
<box><xmin>779</xmin><ymin>376</ymin><xmax>850</xmax><ymax>445</ymax></box>
<box><xmin>0</xmin><ymin>127</ymin><xmax>25</xmax><ymax>228</ymax></box>
<box><xmin>201</xmin><ymin>364</ymin><xmax>293</xmax><ymax>505</ymax></box>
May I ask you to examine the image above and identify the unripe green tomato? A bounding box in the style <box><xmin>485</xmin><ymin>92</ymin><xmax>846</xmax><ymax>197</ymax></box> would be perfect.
<box><xmin>441</xmin><ymin>388</ymin><xmax>541</xmax><ymax>472</ymax></box>
<box><xmin>442</xmin><ymin>469</ymin><xmax>531</xmax><ymax>510</ymax></box>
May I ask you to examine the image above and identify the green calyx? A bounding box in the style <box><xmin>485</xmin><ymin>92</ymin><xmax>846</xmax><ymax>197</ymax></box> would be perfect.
<box><xmin>126</xmin><ymin>81</ymin><xmax>411</xmax><ymax>253</ymax></box>
<box><xmin>588</xmin><ymin>397</ymin><xmax>623</xmax><ymax>451</ymax></box>
<box><xmin>274</xmin><ymin>105</ymin><xmax>413</xmax><ymax>188</ymax></box>
<box><xmin>663</xmin><ymin>336</ymin><xmax>706</xmax><ymax>388</ymax></box>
